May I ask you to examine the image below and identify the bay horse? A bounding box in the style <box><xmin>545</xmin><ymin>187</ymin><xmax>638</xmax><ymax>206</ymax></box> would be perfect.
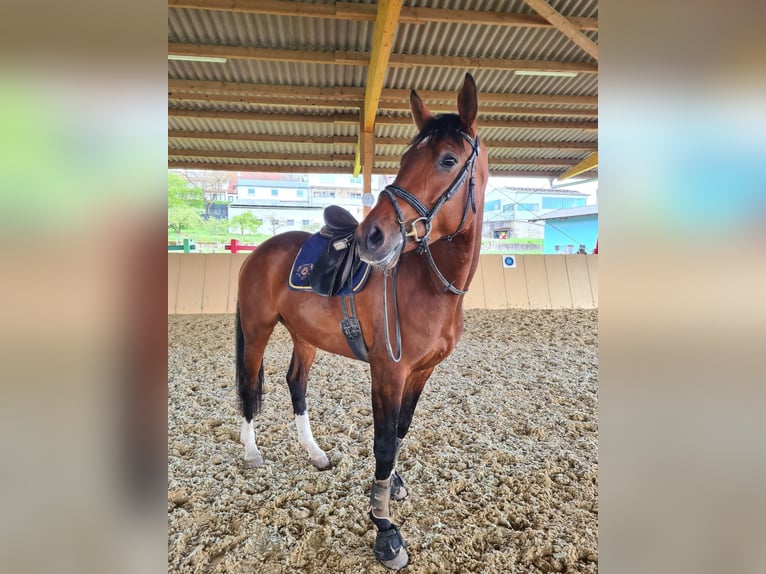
<box><xmin>235</xmin><ymin>73</ymin><xmax>488</xmax><ymax>570</ymax></box>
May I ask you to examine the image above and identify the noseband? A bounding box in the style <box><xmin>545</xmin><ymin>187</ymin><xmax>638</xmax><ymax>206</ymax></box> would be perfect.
<box><xmin>380</xmin><ymin>130</ymin><xmax>480</xmax><ymax>295</ymax></box>
<box><xmin>376</xmin><ymin>130</ymin><xmax>480</xmax><ymax>362</ymax></box>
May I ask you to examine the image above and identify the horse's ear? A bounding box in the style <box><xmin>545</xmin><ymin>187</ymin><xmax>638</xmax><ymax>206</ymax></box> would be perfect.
<box><xmin>457</xmin><ymin>73</ymin><xmax>478</xmax><ymax>135</ymax></box>
<box><xmin>410</xmin><ymin>89</ymin><xmax>433</xmax><ymax>132</ymax></box>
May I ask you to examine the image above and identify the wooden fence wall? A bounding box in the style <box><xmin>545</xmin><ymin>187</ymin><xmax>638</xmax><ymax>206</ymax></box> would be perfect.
<box><xmin>168</xmin><ymin>253</ymin><xmax>598</xmax><ymax>314</ymax></box>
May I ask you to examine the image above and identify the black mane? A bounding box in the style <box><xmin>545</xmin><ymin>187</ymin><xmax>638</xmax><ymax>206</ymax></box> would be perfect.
<box><xmin>410</xmin><ymin>114</ymin><xmax>465</xmax><ymax>148</ymax></box>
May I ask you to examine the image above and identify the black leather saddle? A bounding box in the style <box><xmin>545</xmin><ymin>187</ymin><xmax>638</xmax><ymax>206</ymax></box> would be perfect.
<box><xmin>309</xmin><ymin>206</ymin><xmax>364</xmax><ymax>297</ymax></box>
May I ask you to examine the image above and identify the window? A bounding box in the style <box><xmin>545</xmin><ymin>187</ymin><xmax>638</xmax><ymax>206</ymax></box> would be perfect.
<box><xmin>247</xmin><ymin>188</ymin><xmax>255</xmax><ymax>195</ymax></box>
<box><xmin>302</xmin><ymin>219</ymin><xmax>310</xmax><ymax>225</ymax></box>
<box><xmin>271</xmin><ymin>189</ymin><xmax>279</xmax><ymax>197</ymax></box>
<box><xmin>517</xmin><ymin>203</ymin><xmax>539</xmax><ymax>213</ymax></box>
<box><xmin>502</xmin><ymin>204</ymin><xmax>515</xmax><ymax>213</ymax></box>
<box><xmin>286</xmin><ymin>219</ymin><xmax>295</xmax><ymax>225</ymax></box>
<box><xmin>542</xmin><ymin>197</ymin><xmax>587</xmax><ymax>210</ymax></box>
<box><xmin>485</xmin><ymin>199</ymin><xmax>501</xmax><ymax>211</ymax></box>
<box><xmin>297</xmin><ymin>190</ymin><xmax>305</xmax><ymax>198</ymax></box>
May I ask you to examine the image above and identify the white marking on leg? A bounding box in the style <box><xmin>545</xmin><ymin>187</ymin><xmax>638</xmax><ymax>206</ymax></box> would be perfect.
<box><xmin>295</xmin><ymin>413</ymin><xmax>330</xmax><ymax>469</ymax></box>
<box><xmin>240</xmin><ymin>418</ymin><xmax>263</xmax><ymax>468</ymax></box>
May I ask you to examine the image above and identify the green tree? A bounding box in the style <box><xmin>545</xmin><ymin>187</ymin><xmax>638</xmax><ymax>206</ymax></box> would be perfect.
<box><xmin>231</xmin><ymin>212</ymin><xmax>263</xmax><ymax>235</ymax></box>
<box><xmin>168</xmin><ymin>172</ymin><xmax>205</xmax><ymax>236</ymax></box>
<box><xmin>168</xmin><ymin>172</ymin><xmax>204</xmax><ymax>209</ymax></box>
<box><xmin>203</xmin><ymin>217</ymin><xmax>232</xmax><ymax>237</ymax></box>
<box><xmin>168</xmin><ymin>205</ymin><xmax>202</xmax><ymax>235</ymax></box>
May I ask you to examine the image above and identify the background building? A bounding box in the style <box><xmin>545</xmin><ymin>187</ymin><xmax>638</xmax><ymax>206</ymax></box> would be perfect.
<box><xmin>482</xmin><ymin>187</ymin><xmax>590</xmax><ymax>239</ymax></box>
<box><xmin>227</xmin><ymin>172</ymin><xmax>389</xmax><ymax>233</ymax></box>
<box><xmin>531</xmin><ymin>205</ymin><xmax>598</xmax><ymax>254</ymax></box>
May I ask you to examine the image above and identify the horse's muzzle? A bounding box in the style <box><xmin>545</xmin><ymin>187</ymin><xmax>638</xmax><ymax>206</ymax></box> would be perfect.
<box><xmin>357</xmin><ymin>221</ymin><xmax>403</xmax><ymax>269</ymax></box>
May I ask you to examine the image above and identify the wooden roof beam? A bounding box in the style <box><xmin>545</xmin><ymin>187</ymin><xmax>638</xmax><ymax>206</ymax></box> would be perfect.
<box><xmin>558</xmin><ymin>152</ymin><xmax>598</xmax><ymax>180</ymax></box>
<box><xmin>362</xmin><ymin>0</ymin><xmax>402</xmax><ymax>131</ymax></box>
<box><xmin>167</xmin><ymin>160</ymin><xmax>572</xmax><ymax>179</ymax></box>
<box><xmin>360</xmin><ymin>0</ymin><xmax>403</xmax><ymax>193</ymax></box>
<box><xmin>168</xmin><ymin>91</ymin><xmax>596</xmax><ymax>118</ymax></box>
<box><xmin>522</xmin><ymin>0</ymin><xmax>599</xmax><ymax>60</ymax></box>
<box><xmin>167</xmin><ymin>130</ymin><xmax>597</xmax><ymax>151</ymax></box>
<box><xmin>168</xmin><ymin>161</ymin><xmax>392</xmax><ymax>175</ymax></box>
<box><xmin>169</xmin><ymin>148</ymin><xmax>583</xmax><ymax>167</ymax></box>
<box><xmin>168</xmin><ymin>79</ymin><xmax>597</xmax><ymax>106</ymax></box>
<box><xmin>169</xmin><ymin>0</ymin><xmax>598</xmax><ymax>31</ymax></box>
<box><xmin>169</xmin><ymin>107</ymin><xmax>597</xmax><ymax>130</ymax></box>
<box><xmin>168</xmin><ymin>43</ymin><xmax>598</xmax><ymax>74</ymax></box>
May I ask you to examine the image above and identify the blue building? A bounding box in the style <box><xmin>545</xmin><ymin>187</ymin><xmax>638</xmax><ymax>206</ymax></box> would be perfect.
<box><xmin>482</xmin><ymin>187</ymin><xmax>589</xmax><ymax>239</ymax></box>
<box><xmin>531</xmin><ymin>205</ymin><xmax>598</xmax><ymax>254</ymax></box>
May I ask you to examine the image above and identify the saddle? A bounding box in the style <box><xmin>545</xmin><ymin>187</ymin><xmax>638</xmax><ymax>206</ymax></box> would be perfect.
<box><xmin>309</xmin><ymin>206</ymin><xmax>365</xmax><ymax>297</ymax></box>
<box><xmin>291</xmin><ymin>205</ymin><xmax>369</xmax><ymax>363</ymax></box>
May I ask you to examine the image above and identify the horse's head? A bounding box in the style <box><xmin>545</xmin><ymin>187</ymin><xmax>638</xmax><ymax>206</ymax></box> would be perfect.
<box><xmin>357</xmin><ymin>73</ymin><xmax>488</xmax><ymax>269</ymax></box>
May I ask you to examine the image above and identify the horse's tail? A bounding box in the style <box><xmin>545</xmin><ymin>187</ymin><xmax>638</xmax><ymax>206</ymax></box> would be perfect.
<box><xmin>236</xmin><ymin>304</ymin><xmax>263</xmax><ymax>418</ymax></box>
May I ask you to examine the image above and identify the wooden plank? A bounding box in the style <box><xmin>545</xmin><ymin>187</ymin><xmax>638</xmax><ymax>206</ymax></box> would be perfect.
<box><xmin>480</xmin><ymin>254</ymin><xmax>508</xmax><ymax>309</ymax></box>
<box><xmin>545</xmin><ymin>255</ymin><xmax>572</xmax><ymax>308</ymax></box>
<box><xmin>168</xmin><ymin>129</ymin><xmax>597</xmax><ymax>151</ymax></box>
<box><xmin>168</xmin><ymin>253</ymin><xmax>181</xmax><ymax>314</ymax></box>
<box><xmin>167</xmin><ymin>160</ymin><xmax>572</xmax><ymax>178</ymax></box>
<box><xmin>201</xmin><ymin>254</ymin><xmax>232</xmax><ymax>313</ymax></box>
<box><xmin>558</xmin><ymin>152</ymin><xmax>598</xmax><ymax>180</ymax></box>
<box><xmin>586</xmin><ymin>254</ymin><xmax>598</xmax><ymax>307</ymax></box>
<box><xmin>168</xmin><ymin>107</ymin><xmax>596</xmax><ymax>131</ymax></box>
<box><xmin>168</xmin><ymin>148</ymin><xmax>580</xmax><ymax>166</ymax></box>
<box><xmin>363</xmin><ymin>0</ymin><xmax>403</xmax><ymax>131</ymax></box>
<box><xmin>175</xmin><ymin>254</ymin><xmax>206</xmax><ymax>314</ymax></box>
<box><xmin>227</xmin><ymin>253</ymin><xmax>251</xmax><ymax>313</ymax></box>
<box><xmin>168</xmin><ymin>42</ymin><xmax>598</xmax><ymax>74</ymax></box>
<box><xmin>463</xmin><ymin>257</ymin><xmax>486</xmax><ymax>309</ymax></box>
<box><xmin>169</xmin><ymin>0</ymin><xmax>598</xmax><ymax>31</ymax></box>
<box><xmin>565</xmin><ymin>255</ymin><xmax>594</xmax><ymax>308</ymax></box>
<box><xmin>504</xmin><ymin>255</ymin><xmax>530</xmax><ymax>309</ymax></box>
<box><xmin>522</xmin><ymin>0</ymin><xmax>599</xmax><ymax>60</ymax></box>
<box><xmin>168</xmin><ymin>79</ymin><xmax>597</xmax><ymax>106</ymax></box>
<box><xmin>523</xmin><ymin>255</ymin><xmax>551</xmax><ymax>309</ymax></box>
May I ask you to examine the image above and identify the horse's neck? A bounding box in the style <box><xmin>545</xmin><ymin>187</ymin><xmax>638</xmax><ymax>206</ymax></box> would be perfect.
<box><xmin>428</xmin><ymin>219</ymin><xmax>482</xmax><ymax>296</ymax></box>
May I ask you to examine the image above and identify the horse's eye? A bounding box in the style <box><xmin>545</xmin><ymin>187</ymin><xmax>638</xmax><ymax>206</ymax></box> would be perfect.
<box><xmin>439</xmin><ymin>155</ymin><xmax>458</xmax><ymax>169</ymax></box>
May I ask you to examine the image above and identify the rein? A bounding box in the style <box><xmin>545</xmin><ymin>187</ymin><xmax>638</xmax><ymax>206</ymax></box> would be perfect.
<box><xmin>378</xmin><ymin>130</ymin><xmax>480</xmax><ymax>362</ymax></box>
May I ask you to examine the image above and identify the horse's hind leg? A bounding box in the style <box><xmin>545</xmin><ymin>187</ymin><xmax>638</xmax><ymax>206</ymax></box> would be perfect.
<box><xmin>236</xmin><ymin>305</ymin><xmax>277</xmax><ymax>468</ymax></box>
<box><xmin>287</xmin><ymin>340</ymin><xmax>330</xmax><ymax>470</ymax></box>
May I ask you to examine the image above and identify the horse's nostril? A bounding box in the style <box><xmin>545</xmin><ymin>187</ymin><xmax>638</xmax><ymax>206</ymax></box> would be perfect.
<box><xmin>366</xmin><ymin>224</ymin><xmax>385</xmax><ymax>251</ymax></box>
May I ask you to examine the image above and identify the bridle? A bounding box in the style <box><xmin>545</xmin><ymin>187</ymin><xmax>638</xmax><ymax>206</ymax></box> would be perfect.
<box><xmin>381</xmin><ymin>129</ymin><xmax>480</xmax><ymax>294</ymax></box>
<box><xmin>376</xmin><ymin>129</ymin><xmax>481</xmax><ymax>361</ymax></box>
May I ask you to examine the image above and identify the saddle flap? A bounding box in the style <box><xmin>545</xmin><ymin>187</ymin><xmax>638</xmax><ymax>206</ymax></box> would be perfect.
<box><xmin>309</xmin><ymin>233</ymin><xmax>362</xmax><ymax>296</ymax></box>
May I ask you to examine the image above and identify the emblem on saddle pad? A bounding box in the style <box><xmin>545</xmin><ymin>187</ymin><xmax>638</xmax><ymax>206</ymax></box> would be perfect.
<box><xmin>295</xmin><ymin>263</ymin><xmax>313</xmax><ymax>280</ymax></box>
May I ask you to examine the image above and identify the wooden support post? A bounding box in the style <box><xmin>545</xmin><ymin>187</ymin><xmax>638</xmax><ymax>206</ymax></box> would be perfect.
<box><xmin>362</xmin><ymin>130</ymin><xmax>374</xmax><ymax>216</ymax></box>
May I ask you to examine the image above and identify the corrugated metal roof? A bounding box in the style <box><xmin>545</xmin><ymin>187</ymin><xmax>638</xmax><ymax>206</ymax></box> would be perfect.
<box><xmin>168</xmin><ymin>0</ymin><xmax>598</xmax><ymax>179</ymax></box>
<box><xmin>530</xmin><ymin>204</ymin><xmax>599</xmax><ymax>220</ymax></box>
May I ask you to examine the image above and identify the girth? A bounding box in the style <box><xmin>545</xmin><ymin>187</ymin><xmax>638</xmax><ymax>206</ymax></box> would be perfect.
<box><xmin>307</xmin><ymin>206</ymin><xmax>369</xmax><ymax>362</ymax></box>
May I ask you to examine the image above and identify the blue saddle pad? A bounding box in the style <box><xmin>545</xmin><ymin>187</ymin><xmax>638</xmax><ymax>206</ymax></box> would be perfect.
<box><xmin>288</xmin><ymin>233</ymin><xmax>371</xmax><ymax>295</ymax></box>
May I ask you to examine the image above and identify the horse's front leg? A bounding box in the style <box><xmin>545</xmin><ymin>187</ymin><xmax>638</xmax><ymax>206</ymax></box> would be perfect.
<box><xmin>389</xmin><ymin>367</ymin><xmax>435</xmax><ymax>502</ymax></box>
<box><xmin>368</xmin><ymin>370</ymin><xmax>409</xmax><ymax>570</ymax></box>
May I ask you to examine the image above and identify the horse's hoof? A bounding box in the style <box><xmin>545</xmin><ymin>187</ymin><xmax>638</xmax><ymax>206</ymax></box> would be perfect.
<box><xmin>309</xmin><ymin>453</ymin><xmax>331</xmax><ymax>470</ymax></box>
<box><xmin>244</xmin><ymin>454</ymin><xmax>264</xmax><ymax>468</ymax></box>
<box><xmin>374</xmin><ymin>526</ymin><xmax>409</xmax><ymax>571</ymax></box>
